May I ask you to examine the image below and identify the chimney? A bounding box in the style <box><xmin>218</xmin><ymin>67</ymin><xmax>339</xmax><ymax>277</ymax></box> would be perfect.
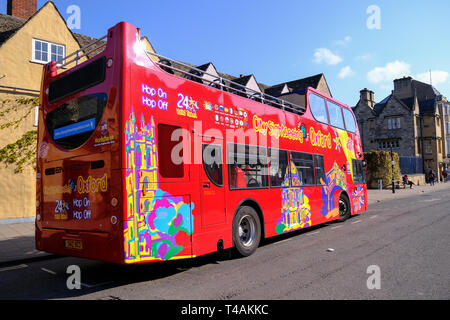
<box><xmin>7</xmin><ymin>0</ymin><xmax>37</xmax><ymax>20</ymax></box>
<box><xmin>360</xmin><ymin>88</ymin><xmax>375</xmax><ymax>108</ymax></box>
<box><xmin>393</xmin><ymin>76</ymin><xmax>413</xmax><ymax>99</ymax></box>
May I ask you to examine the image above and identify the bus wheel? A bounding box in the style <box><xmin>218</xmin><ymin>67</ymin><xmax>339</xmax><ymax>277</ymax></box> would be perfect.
<box><xmin>232</xmin><ymin>206</ymin><xmax>261</xmax><ymax>257</ymax></box>
<box><xmin>338</xmin><ymin>193</ymin><xmax>351</xmax><ymax>222</ymax></box>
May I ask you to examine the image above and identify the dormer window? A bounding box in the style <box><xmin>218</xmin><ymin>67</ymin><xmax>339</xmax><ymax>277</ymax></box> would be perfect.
<box><xmin>32</xmin><ymin>39</ymin><xmax>65</xmax><ymax>65</ymax></box>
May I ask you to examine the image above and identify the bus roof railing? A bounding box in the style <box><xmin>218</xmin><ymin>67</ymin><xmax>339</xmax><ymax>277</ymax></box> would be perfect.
<box><xmin>145</xmin><ymin>50</ymin><xmax>306</xmax><ymax>115</ymax></box>
<box><xmin>50</xmin><ymin>35</ymin><xmax>108</xmax><ymax>73</ymax></box>
<box><xmin>48</xmin><ymin>31</ymin><xmax>306</xmax><ymax>115</ymax></box>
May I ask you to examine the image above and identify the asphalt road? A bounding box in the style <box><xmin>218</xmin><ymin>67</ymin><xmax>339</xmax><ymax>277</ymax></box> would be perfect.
<box><xmin>0</xmin><ymin>187</ymin><xmax>449</xmax><ymax>301</ymax></box>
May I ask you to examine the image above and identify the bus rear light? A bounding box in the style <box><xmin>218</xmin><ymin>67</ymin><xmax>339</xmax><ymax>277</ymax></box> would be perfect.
<box><xmin>36</xmin><ymin>214</ymin><xmax>41</xmax><ymax>222</ymax></box>
<box><xmin>111</xmin><ymin>197</ymin><xmax>119</xmax><ymax>207</ymax></box>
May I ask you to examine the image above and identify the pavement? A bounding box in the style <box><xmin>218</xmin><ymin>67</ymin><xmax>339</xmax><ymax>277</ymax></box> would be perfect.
<box><xmin>0</xmin><ymin>182</ymin><xmax>449</xmax><ymax>266</ymax></box>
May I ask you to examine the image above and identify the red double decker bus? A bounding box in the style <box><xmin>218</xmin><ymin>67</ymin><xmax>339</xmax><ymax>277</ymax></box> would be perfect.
<box><xmin>35</xmin><ymin>22</ymin><xmax>367</xmax><ymax>264</ymax></box>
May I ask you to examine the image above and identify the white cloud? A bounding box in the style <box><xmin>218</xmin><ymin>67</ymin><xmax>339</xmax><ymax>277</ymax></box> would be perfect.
<box><xmin>313</xmin><ymin>48</ymin><xmax>343</xmax><ymax>65</ymax></box>
<box><xmin>367</xmin><ymin>61</ymin><xmax>411</xmax><ymax>84</ymax></box>
<box><xmin>416</xmin><ymin>70</ymin><xmax>449</xmax><ymax>85</ymax></box>
<box><xmin>338</xmin><ymin>66</ymin><xmax>355</xmax><ymax>79</ymax></box>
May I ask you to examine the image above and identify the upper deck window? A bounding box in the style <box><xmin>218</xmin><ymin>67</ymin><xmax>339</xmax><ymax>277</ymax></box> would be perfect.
<box><xmin>342</xmin><ymin>108</ymin><xmax>357</xmax><ymax>133</ymax></box>
<box><xmin>327</xmin><ymin>100</ymin><xmax>345</xmax><ymax>130</ymax></box>
<box><xmin>309</xmin><ymin>93</ymin><xmax>329</xmax><ymax>124</ymax></box>
<box><xmin>45</xmin><ymin>93</ymin><xmax>107</xmax><ymax>150</ymax></box>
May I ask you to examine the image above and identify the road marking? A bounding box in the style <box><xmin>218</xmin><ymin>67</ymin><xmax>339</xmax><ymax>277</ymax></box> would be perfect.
<box><xmin>423</xmin><ymin>198</ymin><xmax>441</xmax><ymax>202</ymax></box>
<box><xmin>369</xmin><ymin>215</ymin><xmax>378</xmax><ymax>219</ymax></box>
<box><xmin>331</xmin><ymin>225</ymin><xmax>342</xmax><ymax>230</ymax></box>
<box><xmin>41</xmin><ymin>268</ymin><xmax>57</xmax><ymax>275</ymax></box>
<box><xmin>0</xmin><ymin>264</ymin><xmax>28</xmax><ymax>273</ymax></box>
<box><xmin>306</xmin><ymin>231</ymin><xmax>320</xmax><ymax>236</ymax></box>
<box><xmin>351</xmin><ymin>220</ymin><xmax>362</xmax><ymax>224</ymax></box>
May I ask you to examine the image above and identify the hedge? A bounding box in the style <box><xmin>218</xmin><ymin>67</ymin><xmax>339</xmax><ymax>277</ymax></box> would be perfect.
<box><xmin>364</xmin><ymin>150</ymin><xmax>401</xmax><ymax>189</ymax></box>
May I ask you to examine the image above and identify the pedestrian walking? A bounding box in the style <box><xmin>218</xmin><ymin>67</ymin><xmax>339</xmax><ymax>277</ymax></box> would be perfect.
<box><xmin>429</xmin><ymin>171</ymin><xmax>435</xmax><ymax>186</ymax></box>
<box><xmin>442</xmin><ymin>169</ymin><xmax>448</xmax><ymax>183</ymax></box>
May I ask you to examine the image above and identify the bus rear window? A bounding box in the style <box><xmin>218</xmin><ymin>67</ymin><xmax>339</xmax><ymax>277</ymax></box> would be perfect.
<box><xmin>48</xmin><ymin>57</ymin><xmax>106</xmax><ymax>104</ymax></box>
<box><xmin>45</xmin><ymin>93</ymin><xmax>107</xmax><ymax>150</ymax></box>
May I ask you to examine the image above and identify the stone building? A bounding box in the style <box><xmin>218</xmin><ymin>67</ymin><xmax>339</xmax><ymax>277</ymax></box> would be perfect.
<box><xmin>353</xmin><ymin>76</ymin><xmax>449</xmax><ymax>181</ymax></box>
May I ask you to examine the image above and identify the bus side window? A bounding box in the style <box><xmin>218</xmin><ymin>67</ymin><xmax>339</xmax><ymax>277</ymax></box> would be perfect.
<box><xmin>269</xmin><ymin>148</ymin><xmax>290</xmax><ymax>188</ymax></box>
<box><xmin>228</xmin><ymin>143</ymin><xmax>268</xmax><ymax>189</ymax></box>
<box><xmin>352</xmin><ymin>159</ymin><xmax>366</xmax><ymax>184</ymax></box>
<box><xmin>158</xmin><ymin>124</ymin><xmax>184</xmax><ymax>178</ymax></box>
<box><xmin>202</xmin><ymin>143</ymin><xmax>223</xmax><ymax>186</ymax></box>
<box><xmin>290</xmin><ymin>151</ymin><xmax>315</xmax><ymax>186</ymax></box>
<box><xmin>343</xmin><ymin>108</ymin><xmax>357</xmax><ymax>133</ymax></box>
<box><xmin>327</xmin><ymin>100</ymin><xmax>345</xmax><ymax>130</ymax></box>
<box><xmin>314</xmin><ymin>154</ymin><xmax>326</xmax><ymax>185</ymax></box>
<box><xmin>309</xmin><ymin>93</ymin><xmax>329</xmax><ymax>124</ymax></box>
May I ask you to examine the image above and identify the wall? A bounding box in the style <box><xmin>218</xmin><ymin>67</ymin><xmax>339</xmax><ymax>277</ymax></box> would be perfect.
<box><xmin>0</xmin><ymin>2</ymin><xmax>84</xmax><ymax>220</ymax></box>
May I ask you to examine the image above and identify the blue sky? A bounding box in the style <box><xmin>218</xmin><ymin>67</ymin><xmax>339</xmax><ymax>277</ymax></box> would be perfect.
<box><xmin>4</xmin><ymin>0</ymin><xmax>450</xmax><ymax>105</ymax></box>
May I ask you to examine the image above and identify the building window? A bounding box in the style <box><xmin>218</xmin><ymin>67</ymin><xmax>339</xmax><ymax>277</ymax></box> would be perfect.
<box><xmin>33</xmin><ymin>39</ymin><xmax>65</xmax><ymax>64</ymax></box>
<box><xmin>387</xmin><ymin>117</ymin><xmax>401</xmax><ymax>130</ymax></box>
<box><xmin>378</xmin><ymin>139</ymin><xmax>400</xmax><ymax>150</ymax></box>
<box><xmin>424</xmin><ymin>140</ymin><xmax>432</xmax><ymax>155</ymax></box>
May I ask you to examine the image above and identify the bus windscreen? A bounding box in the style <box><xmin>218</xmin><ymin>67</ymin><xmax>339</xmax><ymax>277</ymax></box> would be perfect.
<box><xmin>45</xmin><ymin>93</ymin><xmax>107</xmax><ymax>150</ymax></box>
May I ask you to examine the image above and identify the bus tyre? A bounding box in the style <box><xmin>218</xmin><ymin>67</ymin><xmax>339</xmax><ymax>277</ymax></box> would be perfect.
<box><xmin>338</xmin><ymin>193</ymin><xmax>351</xmax><ymax>222</ymax></box>
<box><xmin>232</xmin><ymin>206</ymin><xmax>261</xmax><ymax>257</ymax></box>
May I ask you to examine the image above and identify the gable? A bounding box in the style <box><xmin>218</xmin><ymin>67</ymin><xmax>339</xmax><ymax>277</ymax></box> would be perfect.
<box><xmin>377</xmin><ymin>96</ymin><xmax>411</xmax><ymax>118</ymax></box>
<box><xmin>353</xmin><ymin>100</ymin><xmax>376</xmax><ymax>119</ymax></box>
<box><xmin>0</xmin><ymin>2</ymin><xmax>84</xmax><ymax>91</ymax></box>
<box><xmin>245</xmin><ymin>75</ymin><xmax>262</xmax><ymax>93</ymax></box>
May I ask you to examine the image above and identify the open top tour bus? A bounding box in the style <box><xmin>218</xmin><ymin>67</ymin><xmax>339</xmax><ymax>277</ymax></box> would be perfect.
<box><xmin>35</xmin><ymin>22</ymin><xmax>367</xmax><ymax>264</ymax></box>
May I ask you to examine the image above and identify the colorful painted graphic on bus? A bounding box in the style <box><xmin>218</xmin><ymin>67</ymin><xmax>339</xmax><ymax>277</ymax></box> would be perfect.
<box><xmin>320</xmin><ymin>162</ymin><xmax>347</xmax><ymax>219</ymax></box>
<box><xmin>352</xmin><ymin>185</ymin><xmax>365</xmax><ymax>213</ymax></box>
<box><xmin>276</xmin><ymin>162</ymin><xmax>312</xmax><ymax>234</ymax></box>
<box><xmin>124</xmin><ymin>109</ymin><xmax>194</xmax><ymax>263</ymax></box>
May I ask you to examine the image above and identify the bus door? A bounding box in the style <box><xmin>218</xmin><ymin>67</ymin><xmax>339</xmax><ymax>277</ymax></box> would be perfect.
<box><xmin>199</xmin><ymin>135</ymin><xmax>226</xmax><ymax>226</ymax></box>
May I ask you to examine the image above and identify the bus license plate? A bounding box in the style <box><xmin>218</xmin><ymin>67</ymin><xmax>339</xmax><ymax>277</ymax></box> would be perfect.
<box><xmin>65</xmin><ymin>239</ymin><xmax>83</xmax><ymax>250</ymax></box>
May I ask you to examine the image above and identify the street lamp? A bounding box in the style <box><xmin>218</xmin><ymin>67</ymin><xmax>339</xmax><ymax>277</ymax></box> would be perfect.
<box><xmin>390</xmin><ymin>142</ymin><xmax>395</xmax><ymax>194</ymax></box>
